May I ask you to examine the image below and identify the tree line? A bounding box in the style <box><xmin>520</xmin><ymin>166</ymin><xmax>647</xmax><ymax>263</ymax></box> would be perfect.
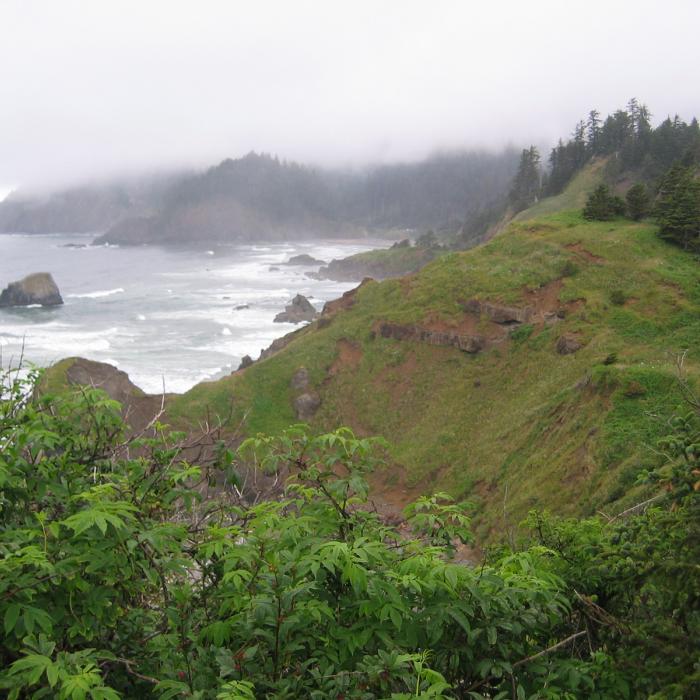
<box><xmin>506</xmin><ymin>100</ymin><xmax>700</xmax><ymax>249</ymax></box>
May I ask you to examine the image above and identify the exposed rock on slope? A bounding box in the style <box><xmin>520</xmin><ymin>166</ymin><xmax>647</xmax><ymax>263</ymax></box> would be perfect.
<box><xmin>461</xmin><ymin>299</ymin><xmax>533</xmax><ymax>324</ymax></box>
<box><xmin>0</xmin><ymin>273</ymin><xmax>63</xmax><ymax>307</ymax></box>
<box><xmin>44</xmin><ymin>358</ymin><xmax>165</xmax><ymax>434</ymax></box>
<box><xmin>322</xmin><ymin>278</ymin><xmax>375</xmax><ymax>316</ymax></box>
<box><xmin>556</xmin><ymin>334</ymin><xmax>583</xmax><ymax>355</ymax></box>
<box><xmin>377</xmin><ymin>323</ymin><xmax>485</xmax><ymax>353</ymax></box>
<box><xmin>290</xmin><ymin>367</ymin><xmax>321</xmax><ymax>420</ymax></box>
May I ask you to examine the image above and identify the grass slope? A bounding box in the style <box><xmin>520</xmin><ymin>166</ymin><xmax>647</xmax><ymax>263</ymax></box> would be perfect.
<box><xmin>514</xmin><ymin>158</ymin><xmax>607</xmax><ymax>221</ymax></box>
<box><xmin>164</xmin><ymin>207</ymin><xmax>699</xmax><ymax>539</ymax></box>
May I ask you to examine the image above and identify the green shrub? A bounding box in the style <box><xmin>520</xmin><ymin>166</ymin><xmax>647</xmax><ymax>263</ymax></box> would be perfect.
<box><xmin>509</xmin><ymin>323</ymin><xmax>535</xmax><ymax>343</ymax></box>
<box><xmin>2</xmin><ymin>368</ymin><xmax>698</xmax><ymax>698</ymax></box>
<box><xmin>609</xmin><ymin>289</ymin><xmax>627</xmax><ymax>306</ymax></box>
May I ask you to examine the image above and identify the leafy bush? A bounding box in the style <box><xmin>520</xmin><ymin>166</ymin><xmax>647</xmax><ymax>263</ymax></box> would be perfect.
<box><xmin>509</xmin><ymin>323</ymin><xmax>535</xmax><ymax>343</ymax></box>
<box><xmin>609</xmin><ymin>289</ymin><xmax>627</xmax><ymax>306</ymax></box>
<box><xmin>1</xmin><ymin>368</ymin><xmax>698</xmax><ymax>698</ymax></box>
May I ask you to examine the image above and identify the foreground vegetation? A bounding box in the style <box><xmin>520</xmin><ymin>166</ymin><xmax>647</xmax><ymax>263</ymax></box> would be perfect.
<box><xmin>1</xmin><ymin>368</ymin><xmax>698</xmax><ymax>698</ymax></box>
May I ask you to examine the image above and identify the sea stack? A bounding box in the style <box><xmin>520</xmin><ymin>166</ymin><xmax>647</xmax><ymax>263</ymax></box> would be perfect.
<box><xmin>0</xmin><ymin>272</ymin><xmax>64</xmax><ymax>307</ymax></box>
<box><xmin>273</xmin><ymin>294</ymin><xmax>319</xmax><ymax>324</ymax></box>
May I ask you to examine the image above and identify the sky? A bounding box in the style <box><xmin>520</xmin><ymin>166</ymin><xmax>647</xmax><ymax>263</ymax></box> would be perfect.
<box><xmin>1</xmin><ymin>0</ymin><xmax>699</xmax><ymax>195</ymax></box>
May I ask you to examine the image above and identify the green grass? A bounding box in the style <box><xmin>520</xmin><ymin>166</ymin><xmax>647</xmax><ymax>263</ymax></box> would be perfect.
<box><xmin>160</xmin><ymin>206</ymin><xmax>700</xmax><ymax>538</ymax></box>
<box><xmin>514</xmin><ymin>157</ymin><xmax>607</xmax><ymax>220</ymax></box>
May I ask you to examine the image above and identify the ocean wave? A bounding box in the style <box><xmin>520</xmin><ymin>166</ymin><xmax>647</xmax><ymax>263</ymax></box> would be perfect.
<box><xmin>67</xmin><ymin>288</ymin><xmax>125</xmax><ymax>299</ymax></box>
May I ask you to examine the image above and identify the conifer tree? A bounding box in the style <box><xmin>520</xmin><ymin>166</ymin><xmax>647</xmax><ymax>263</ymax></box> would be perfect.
<box><xmin>655</xmin><ymin>165</ymin><xmax>700</xmax><ymax>249</ymax></box>
<box><xmin>508</xmin><ymin>146</ymin><xmax>541</xmax><ymax>212</ymax></box>
<box><xmin>586</xmin><ymin>110</ymin><xmax>601</xmax><ymax>154</ymax></box>
<box><xmin>583</xmin><ymin>184</ymin><xmax>625</xmax><ymax>221</ymax></box>
<box><xmin>626</xmin><ymin>183</ymin><xmax>651</xmax><ymax>220</ymax></box>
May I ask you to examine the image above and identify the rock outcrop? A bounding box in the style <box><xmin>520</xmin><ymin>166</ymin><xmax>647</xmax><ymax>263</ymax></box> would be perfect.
<box><xmin>461</xmin><ymin>299</ymin><xmax>532</xmax><ymax>324</ymax></box>
<box><xmin>294</xmin><ymin>393</ymin><xmax>321</xmax><ymax>420</ymax></box>
<box><xmin>0</xmin><ymin>272</ymin><xmax>63</xmax><ymax>307</ymax></box>
<box><xmin>238</xmin><ymin>355</ymin><xmax>254</xmax><ymax>370</ymax></box>
<box><xmin>274</xmin><ymin>294</ymin><xmax>319</xmax><ymax>324</ymax></box>
<box><xmin>290</xmin><ymin>366</ymin><xmax>320</xmax><ymax>420</ymax></box>
<box><xmin>378</xmin><ymin>322</ymin><xmax>485</xmax><ymax>354</ymax></box>
<box><xmin>311</xmin><ymin>247</ymin><xmax>436</xmax><ymax>282</ymax></box>
<box><xmin>322</xmin><ymin>278</ymin><xmax>374</xmax><ymax>316</ymax></box>
<box><xmin>556</xmin><ymin>334</ymin><xmax>583</xmax><ymax>355</ymax></box>
<box><xmin>259</xmin><ymin>326</ymin><xmax>306</xmax><ymax>361</ymax></box>
<box><xmin>65</xmin><ymin>357</ymin><xmax>144</xmax><ymax>406</ymax></box>
<box><xmin>290</xmin><ymin>367</ymin><xmax>310</xmax><ymax>391</ymax></box>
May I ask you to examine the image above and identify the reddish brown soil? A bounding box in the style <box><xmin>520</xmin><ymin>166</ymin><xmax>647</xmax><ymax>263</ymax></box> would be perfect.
<box><xmin>328</xmin><ymin>338</ymin><xmax>363</xmax><ymax>376</ymax></box>
<box><xmin>565</xmin><ymin>242</ymin><xmax>606</xmax><ymax>264</ymax></box>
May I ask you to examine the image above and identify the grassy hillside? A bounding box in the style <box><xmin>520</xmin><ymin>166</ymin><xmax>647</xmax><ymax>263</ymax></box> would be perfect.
<box><xmin>159</xmin><ymin>206</ymin><xmax>700</xmax><ymax>539</ymax></box>
<box><xmin>514</xmin><ymin>157</ymin><xmax>607</xmax><ymax>221</ymax></box>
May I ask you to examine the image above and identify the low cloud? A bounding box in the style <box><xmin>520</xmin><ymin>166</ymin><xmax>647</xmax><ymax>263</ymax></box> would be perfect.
<box><xmin>1</xmin><ymin>0</ymin><xmax>699</xmax><ymax>190</ymax></box>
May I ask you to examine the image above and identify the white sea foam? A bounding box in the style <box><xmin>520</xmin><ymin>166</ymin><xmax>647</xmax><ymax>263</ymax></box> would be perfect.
<box><xmin>0</xmin><ymin>234</ymin><xmax>386</xmax><ymax>394</ymax></box>
<box><xmin>67</xmin><ymin>288</ymin><xmax>125</xmax><ymax>299</ymax></box>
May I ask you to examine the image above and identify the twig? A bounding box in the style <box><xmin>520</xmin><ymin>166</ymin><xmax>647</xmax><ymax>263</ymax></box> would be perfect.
<box><xmin>108</xmin><ymin>657</ymin><xmax>160</xmax><ymax>684</ymax></box>
<box><xmin>609</xmin><ymin>493</ymin><xmax>665</xmax><ymax>523</ymax></box>
<box><xmin>512</xmin><ymin>631</ymin><xmax>586</xmax><ymax>668</ymax></box>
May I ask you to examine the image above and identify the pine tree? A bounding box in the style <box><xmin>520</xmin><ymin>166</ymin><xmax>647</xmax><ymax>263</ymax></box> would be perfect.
<box><xmin>509</xmin><ymin>146</ymin><xmax>541</xmax><ymax>212</ymax></box>
<box><xmin>626</xmin><ymin>183</ymin><xmax>651</xmax><ymax>220</ymax></box>
<box><xmin>583</xmin><ymin>184</ymin><xmax>625</xmax><ymax>221</ymax></box>
<box><xmin>586</xmin><ymin>110</ymin><xmax>602</xmax><ymax>154</ymax></box>
<box><xmin>655</xmin><ymin>165</ymin><xmax>700</xmax><ymax>249</ymax></box>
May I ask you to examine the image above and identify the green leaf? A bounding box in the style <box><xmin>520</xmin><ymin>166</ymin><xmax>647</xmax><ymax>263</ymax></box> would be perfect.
<box><xmin>4</xmin><ymin>603</ymin><xmax>21</xmax><ymax>635</ymax></box>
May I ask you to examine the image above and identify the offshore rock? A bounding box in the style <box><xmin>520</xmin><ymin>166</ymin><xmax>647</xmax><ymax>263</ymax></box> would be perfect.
<box><xmin>285</xmin><ymin>254</ymin><xmax>326</xmax><ymax>266</ymax></box>
<box><xmin>274</xmin><ymin>294</ymin><xmax>319</xmax><ymax>324</ymax></box>
<box><xmin>0</xmin><ymin>272</ymin><xmax>63</xmax><ymax>307</ymax></box>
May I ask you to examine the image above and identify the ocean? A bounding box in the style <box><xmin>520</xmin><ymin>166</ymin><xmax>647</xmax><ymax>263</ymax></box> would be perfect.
<box><xmin>0</xmin><ymin>233</ymin><xmax>387</xmax><ymax>393</ymax></box>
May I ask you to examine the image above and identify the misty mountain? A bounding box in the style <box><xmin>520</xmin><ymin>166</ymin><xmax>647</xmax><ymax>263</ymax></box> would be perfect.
<box><xmin>0</xmin><ymin>150</ymin><xmax>518</xmax><ymax>243</ymax></box>
<box><xmin>0</xmin><ymin>173</ymin><xmax>189</xmax><ymax>235</ymax></box>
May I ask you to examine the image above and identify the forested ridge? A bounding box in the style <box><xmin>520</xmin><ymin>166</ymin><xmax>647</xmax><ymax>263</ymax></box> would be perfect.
<box><xmin>507</xmin><ymin>99</ymin><xmax>700</xmax><ymax>216</ymax></box>
<box><xmin>0</xmin><ymin>149</ymin><xmax>519</xmax><ymax>243</ymax></box>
